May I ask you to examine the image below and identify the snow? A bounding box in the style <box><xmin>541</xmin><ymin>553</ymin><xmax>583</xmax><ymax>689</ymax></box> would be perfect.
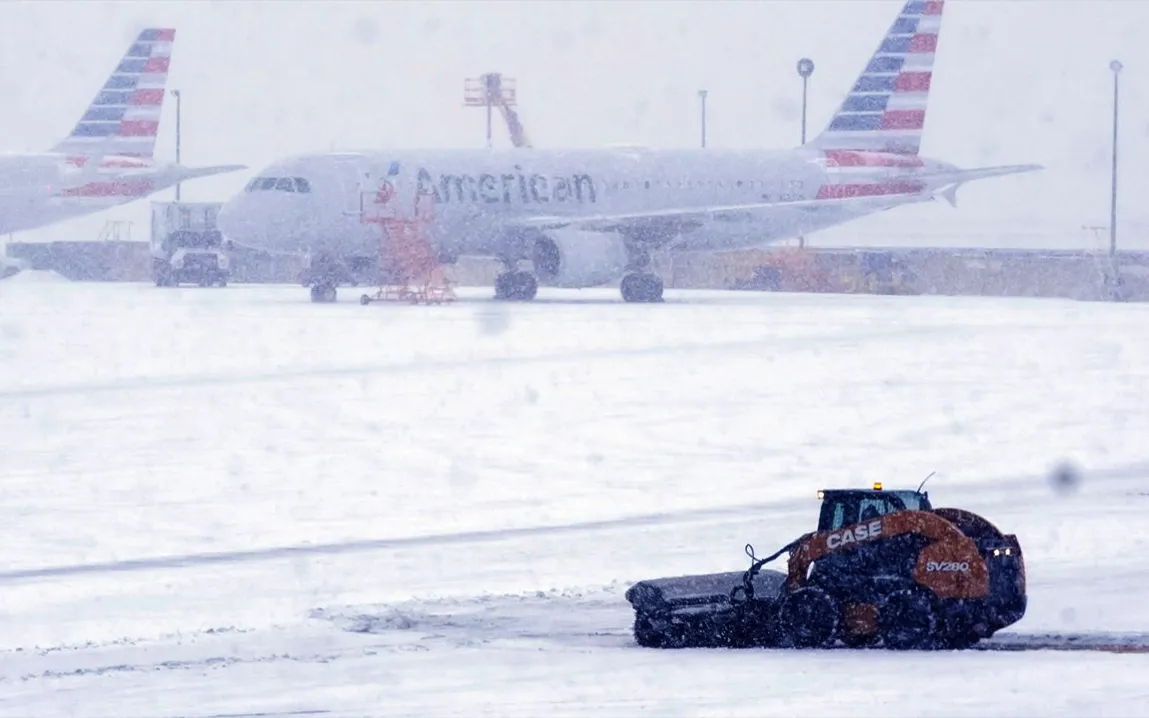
<box><xmin>1</xmin><ymin>280</ymin><xmax>1149</xmax><ymax>717</ymax></box>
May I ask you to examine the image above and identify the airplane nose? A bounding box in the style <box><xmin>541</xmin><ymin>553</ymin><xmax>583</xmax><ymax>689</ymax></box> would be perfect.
<box><xmin>217</xmin><ymin>197</ymin><xmax>250</xmax><ymax>248</ymax></box>
<box><xmin>218</xmin><ymin>194</ymin><xmax>306</xmax><ymax>254</ymax></box>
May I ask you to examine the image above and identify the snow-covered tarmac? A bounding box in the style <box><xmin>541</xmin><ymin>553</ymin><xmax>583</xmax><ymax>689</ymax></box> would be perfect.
<box><xmin>1</xmin><ymin>274</ymin><xmax>1148</xmax><ymax>717</ymax></box>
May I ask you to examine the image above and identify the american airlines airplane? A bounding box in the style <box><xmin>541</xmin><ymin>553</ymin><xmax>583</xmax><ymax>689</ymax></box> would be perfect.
<box><xmin>217</xmin><ymin>0</ymin><xmax>1041</xmax><ymax>304</ymax></box>
<box><xmin>0</xmin><ymin>28</ymin><xmax>244</xmax><ymax>236</ymax></box>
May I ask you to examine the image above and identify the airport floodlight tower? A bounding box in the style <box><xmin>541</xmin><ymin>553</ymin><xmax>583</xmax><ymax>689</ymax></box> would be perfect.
<box><xmin>464</xmin><ymin>73</ymin><xmax>532</xmax><ymax>149</ymax></box>
<box><xmin>797</xmin><ymin>58</ymin><xmax>815</xmax><ymax>145</ymax></box>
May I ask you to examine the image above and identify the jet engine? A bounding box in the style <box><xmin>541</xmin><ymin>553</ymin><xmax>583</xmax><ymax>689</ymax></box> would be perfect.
<box><xmin>530</xmin><ymin>229</ymin><xmax>629</xmax><ymax>288</ymax></box>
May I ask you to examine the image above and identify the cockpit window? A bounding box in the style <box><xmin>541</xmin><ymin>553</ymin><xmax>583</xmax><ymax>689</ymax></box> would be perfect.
<box><xmin>245</xmin><ymin>177</ymin><xmax>312</xmax><ymax>194</ymax></box>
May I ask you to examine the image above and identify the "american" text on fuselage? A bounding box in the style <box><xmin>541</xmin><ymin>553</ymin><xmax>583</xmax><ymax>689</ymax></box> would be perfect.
<box><xmin>415</xmin><ymin>167</ymin><xmax>597</xmax><ymax>205</ymax></box>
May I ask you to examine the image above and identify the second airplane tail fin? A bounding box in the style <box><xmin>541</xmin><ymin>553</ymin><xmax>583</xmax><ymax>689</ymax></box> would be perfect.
<box><xmin>51</xmin><ymin>28</ymin><xmax>175</xmax><ymax>160</ymax></box>
<box><xmin>808</xmin><ymin>1</ymin><xmax>944</xmax><ymax>156</ymax></box>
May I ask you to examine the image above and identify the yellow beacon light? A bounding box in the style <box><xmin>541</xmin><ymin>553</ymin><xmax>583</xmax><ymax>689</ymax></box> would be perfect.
<box><xmin>873</xmin><ymin>482</ymin><xmax>883</xmax><ymax>490</ymax></box>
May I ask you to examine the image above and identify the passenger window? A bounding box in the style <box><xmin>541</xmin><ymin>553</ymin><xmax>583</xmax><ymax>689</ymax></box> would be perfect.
<box><xmin>274</xmin><ymin>178</ymin><xmax>295</xmax><ymax>192</ymax></box>
<box><xmin>294</xmin><ymin>177</ymin><xmax>312</xmax><ymax>193</ymax></box>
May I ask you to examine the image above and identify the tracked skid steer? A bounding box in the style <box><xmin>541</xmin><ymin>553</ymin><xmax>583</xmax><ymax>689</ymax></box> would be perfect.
<box><xmin>625</xmin><ymin>483</ymin><xmax>1027</xmax><ymax>650</ymax></box>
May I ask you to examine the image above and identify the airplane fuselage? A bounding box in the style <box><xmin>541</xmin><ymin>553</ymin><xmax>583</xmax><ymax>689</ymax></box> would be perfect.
<box><xmin>219</xmin><ymin>146</ymin><xmax>947</xmax><ymax>264</ymax></box>
<box><xmin>0</xmin><ymin>152</ymin><xmax>212</xmax><ymax>235</ymax></box>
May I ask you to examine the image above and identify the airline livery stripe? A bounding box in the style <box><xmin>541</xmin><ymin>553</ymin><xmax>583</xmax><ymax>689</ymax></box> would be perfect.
<box><xmin>119</xmin><ymin>120</ymin><xmax>159</xmax><ymax>137</ymax></box>
<box><xmin>842</xmin><ymin>95</ymin><xmax>890</xmax><ymax>112</ymax></box>
<box><xmin>905</xmin><ymin>1</ymin><xmax>944</xmax><ymax>15</ymax></box>
<box><xmin>144</xmin><ymin>56</ymin><xmax>170</xmax><ymax>73</ymax></box>
<box><xmin>822</xmin><ymin>150</ymin><xmax>924</xmax><ymax>167</ymax></box>
<box><xmin>72</xmin><ymin>123</ymin><xmax>120</xmax><ymax>137</ymax></box>
<box><xmin>866</xmin><ymin>56</ymin><xmax>905</xmax><ymax>74</ymax></box>
<box><xmin>139</xmin><ymin>28</ymin><xmax>175</xmax><ymax>42</ymax></box>
<box><xmin>829</xmin><ymin>114</ymin><xmax>882</xmax><ymax>132</ymax></box>
<box><xmin>103</xmin><ymin>76</ymin><xmax>138</xmax><ymax>90</ymax></box>
<box><xmin>854</xmin><ymin>75</ymin><xmax>896</xmax><ymax>93</ymax></box>
<box><xmin>117</xmin><ymin>59</ymin><xmax>148</xmax><ymax>74</ymax></box>
<box><xmin>909</xmin><ymin>33</ymin><xmax>938</xmax><ymax>52</ymax></box>
<box><xmin>880</xmin><ymin>109</ymin><xmax>926</xmax><ymax>130</ymax></box>
<box><xmin>130</xmin><ymin>89</ymin><xmax>165</xmax><ymax>106</ymax></box>
<box><xmin>94</xmin><ymin>90</ymin><xmax>132</xmax><ymax>106</ymax></box>
<box><xmin>894</xmin><ymin>72</ymin><xmax>932</xmax><ymax>92</ymax></box>
<box><xmin>59</xmin><ymin>179</ymin><xmax>155</xmax><ymax>197</ymax></box>
<box><xmin>891</xmin><ymin>17</ymin><xmax>919</xmax><ymax>34</ymax></box>
<box><xmin>816</xmin><ymin>181</ymin><xmax>924</xmax><ymax>199</ymax></box>
<box><xmin>879</xmin><ymin>37</ymin><xmax>912</xmax><ymax>53</ymax></box>
<box><xmin>82</xmin><ymin>106</ymin><xmax>127</xmax><ymax>122</ymax></box>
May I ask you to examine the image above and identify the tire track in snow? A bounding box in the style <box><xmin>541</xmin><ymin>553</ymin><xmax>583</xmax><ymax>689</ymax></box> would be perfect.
<box><xmin>0</xmin><ymin>325</ymin><xmax>947</xmax><ymax>400</ymax></box>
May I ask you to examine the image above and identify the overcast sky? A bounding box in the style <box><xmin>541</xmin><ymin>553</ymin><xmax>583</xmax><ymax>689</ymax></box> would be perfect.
<box><xmin>2</xmin><ymin>0</ymin><xmax>1147</xmax><ymax>249</ymax></box>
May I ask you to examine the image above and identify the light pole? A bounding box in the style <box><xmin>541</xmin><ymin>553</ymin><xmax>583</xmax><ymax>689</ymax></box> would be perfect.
<box><xmin>170</xmin><ymin>88</ymin><xmax>182</xmax><ymax>202</ymax></box>
<box><xmin>698</xmin><ymin>90</ymin><xmax>708</xmax><ymax>148</ymax></box>
<box><xmin>1108</xmin><ymin>60</ymin><xmax>1122</xmax><ymax>258</ymax></box>
<box><xmin>797</xmin><ymin>58</ymin><xmax>815</xmax><ymax>145</ymax></box>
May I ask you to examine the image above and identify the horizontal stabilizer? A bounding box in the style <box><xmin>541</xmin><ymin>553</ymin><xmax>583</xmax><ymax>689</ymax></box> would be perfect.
<box><xmin>922</xmin><ymin>163</ymin><xmax>1043</xmax><ymax>207</ymax></box>
<box><xmin>172</xmin><ymin>164</ymin><xmax>248</xmax><ymax>182</ymax></box>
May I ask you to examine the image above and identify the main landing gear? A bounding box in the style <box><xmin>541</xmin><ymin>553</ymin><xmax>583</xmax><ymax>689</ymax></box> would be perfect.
<box><xmin>619</xmin><ymin>272</ymin><xmax>663</xmax><ymax>303</ymax></box>
<box><xmin>305</xmin><ymin>252</ymin><xmax>348</xmax><ymax>303</ymax></box>
<box><xmin>494</xmin><ymin>267</ymin><xmax>662</xmax><ymax>303</ymax></box>
<box><xmin>494</xmin><ymin>268</ymin><xmax>538</xmax><ymax>301</ymax></box>
<box><xmin>619</xmin><ymin>245</ymin><xmax>664</xmax><ymax>303</ymax></box>
<box><xmin>310</xmin><ymin>284</ymin><xmax>337</xmax><ymax>303</ymax></box>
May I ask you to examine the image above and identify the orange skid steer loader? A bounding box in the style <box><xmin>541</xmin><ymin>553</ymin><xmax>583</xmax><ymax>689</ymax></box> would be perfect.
<box><xmin>625</xmin><ymin>483</ymin><xmax>1026</xmax><ymax>650</ymax></box>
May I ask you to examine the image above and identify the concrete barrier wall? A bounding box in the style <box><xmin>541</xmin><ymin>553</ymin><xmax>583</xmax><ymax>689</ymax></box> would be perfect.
<box><xmin>6</xmin><ymin>240</ymin><xmax>1149</xmax><ymax>302</ymax></box>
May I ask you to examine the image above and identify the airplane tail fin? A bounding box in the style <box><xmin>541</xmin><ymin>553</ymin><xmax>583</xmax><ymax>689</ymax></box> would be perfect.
<box><xmin>51</xmin><ymin>28</ymin><xmax>175</xmax><ymax>160</ymax></box>
<box><xmin>808</xmin><ymin>1</ymin><xmax>945</xmax><ymax>156</ymax></box>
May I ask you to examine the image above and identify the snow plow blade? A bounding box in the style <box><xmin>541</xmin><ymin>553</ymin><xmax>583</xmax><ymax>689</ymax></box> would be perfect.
<box><xmin>625</xmin><ymin>569</ymin><xmax>789</xmax><ymax>648</ymax></box>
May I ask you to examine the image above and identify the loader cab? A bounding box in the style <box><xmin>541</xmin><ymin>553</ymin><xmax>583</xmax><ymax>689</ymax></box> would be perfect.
<box><xmin>816</xmin><ymin>485</ymin><xmax>932</xmax><ymax>533</ymax></box>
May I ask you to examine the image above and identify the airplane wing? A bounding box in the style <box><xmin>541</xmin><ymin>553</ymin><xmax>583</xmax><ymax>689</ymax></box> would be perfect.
<box><xmin>173</xmin><ymin>164</ymin><xmax>249</xmax><ymax>181</ymax></box>
<box><xmin>510</xmin><ymin>191</ymin><xmax>932</xmax><ymax>234</ymax></box>
<box><xmin>510</xmin><ymin>163</ymin><xmax>1043</xmax><ymax>233</ymax></box>
<box><xmin>917</xmin><ymin>164</ymin><xmax>1044</xmax><ymax>207</ymax></box>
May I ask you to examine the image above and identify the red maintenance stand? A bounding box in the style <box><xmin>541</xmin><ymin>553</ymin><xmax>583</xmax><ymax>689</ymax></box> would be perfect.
<box><xmin>359</xmin><ymin>184</ymin><xmax>456</xmax><ymax>306</ymax></box>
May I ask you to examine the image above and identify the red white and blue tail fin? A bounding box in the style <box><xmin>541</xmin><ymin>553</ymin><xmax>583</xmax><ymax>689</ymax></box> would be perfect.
<box><xmin>51</xmin><ymin>28</ymin><xmax>175</xmax><ymax>160</ymax></box>
<box><xmin>809</xmin><ymin>1</ymin><xmax>943</xmax><ymax>156</ymax></box>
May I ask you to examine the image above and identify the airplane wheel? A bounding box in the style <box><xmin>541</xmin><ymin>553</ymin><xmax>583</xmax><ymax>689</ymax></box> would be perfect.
<box><xmin>494</xmin><ymin>271</ymin><xmax>537</xmax><ymax>301</ymax></box>
<box><xmin>310</xmin><ymin>284</ymin><xmax>337</xmax><ymax>303</ymax></box>
<box><xmin>620</xmin><ymin>273</ymin><xmax>664</xmax><ymax>303</ymax></box>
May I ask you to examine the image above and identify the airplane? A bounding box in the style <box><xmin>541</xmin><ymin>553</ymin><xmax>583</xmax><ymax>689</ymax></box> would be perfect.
<box><xmin>0</xmin><ymin>28</ymin><xmax>245</xmax><ymax>237</ymax></box>
<box><xmin>217</xmin><ymin>0</ymin><xmax>1041</xmax><ymax>304</ymax></box>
